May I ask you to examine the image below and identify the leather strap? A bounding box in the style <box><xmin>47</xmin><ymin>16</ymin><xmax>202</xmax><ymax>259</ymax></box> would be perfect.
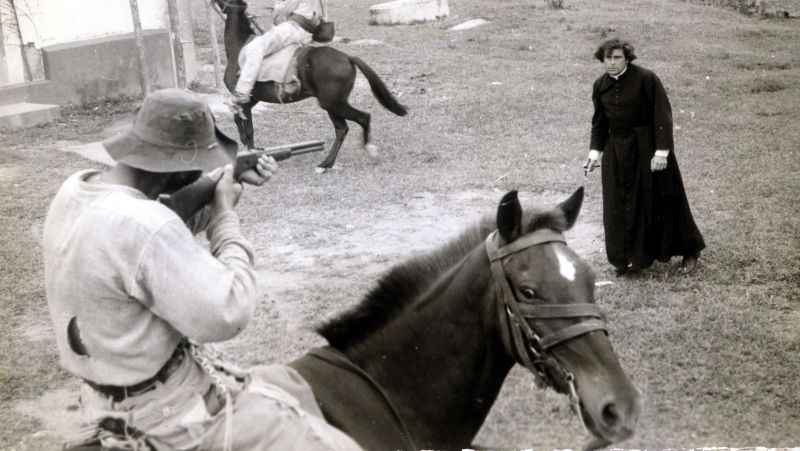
<box><xmin>486</xmin><ymin>229</ymin><xmax>565</xmax><ymax>261</ymax></box>
<box><xmin>304</xmin><ymin>347</ymin><xmax>418</xmax><ymax>450</ymax></box>
<box><xmin>539</xmin><ymin>319</ymin><xmax>607</xmax><ymax>350</ymax></box>
<box><xmin>516</xmin><ymin>303</ymin><xmax>605</xmax><ymax>319</ymax></box>
<box><xmin>84</xmin><ymin>346</ymin><xmax>185</xmax><ymax>401</ymax></box>
<box><xmin>485</xmin><ymin>228</ymin><xmax>608</xmax><ymax>391</ymax></box>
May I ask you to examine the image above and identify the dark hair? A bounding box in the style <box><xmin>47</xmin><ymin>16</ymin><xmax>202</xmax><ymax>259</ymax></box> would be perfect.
<box><xmin>594</xmin><ymin>38</ymin><xmax>637</xmax><ymax>62</ymax></box>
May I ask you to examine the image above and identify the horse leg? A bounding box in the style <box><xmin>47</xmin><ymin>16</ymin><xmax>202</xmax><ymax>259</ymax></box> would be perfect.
<box><xmin>316</xmin><ymin>111</ymin><xmax>348</xmax><ymax>173</ymax></box>
<box><xmin>233</xmin><ymin>102</ymin><xmax>257</xmax><ymax>150</ymax></box>
<box><xmin>333</xmin><ymin>102</ymin><xmax>378</xmax><ymax>158</ymax></box>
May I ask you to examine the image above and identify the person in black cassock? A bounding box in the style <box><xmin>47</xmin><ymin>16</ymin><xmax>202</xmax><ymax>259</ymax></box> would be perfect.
<box><xmin>584</xmin><ymin>38</ymin><xmax>705</xmax><ymax>276</ymax></box>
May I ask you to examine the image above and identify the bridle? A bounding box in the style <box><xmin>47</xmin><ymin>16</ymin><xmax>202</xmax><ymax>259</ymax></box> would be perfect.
<box><xmin>215</xmin><ymin>0</ymin><xmax>247</xmax><ymax>13</ymax></box>
<box><xmin>485</xmin><ymin>228</ymin><xmax>607</xmax><ymax>424</ymax></box>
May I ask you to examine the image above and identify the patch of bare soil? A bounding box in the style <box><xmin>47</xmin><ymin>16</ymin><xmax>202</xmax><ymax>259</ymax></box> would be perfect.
<box><xmin>254</xmin><ymin>188</ymin><xmax>602</xmax><ymax>327</ymax></box>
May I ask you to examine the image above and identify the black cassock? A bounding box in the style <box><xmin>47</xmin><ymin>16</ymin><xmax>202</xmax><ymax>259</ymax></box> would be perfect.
<box><xmin>590</xmin><ymin>64</ymin><xmax>705</xmax><ymax>270</ymax></box>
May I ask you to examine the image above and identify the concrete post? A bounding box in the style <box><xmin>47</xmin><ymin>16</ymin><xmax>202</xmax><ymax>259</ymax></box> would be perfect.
<box><xmin>205</xmin><ymin>0</ymin><xmax>223</xmax><ymax>88</ymax></box>
<box><xmin>171</xmin><ymin>0</ymin><xmax>197</xmax><ymax>87</ymax></box>
<box><xmin>166</xmin><ymin>0</ymin><xmax>184</xmax><ymax>87</ymax></box>
<box><xmin>129</xmin><ymin>0</ymin><xmax>151</xmax><ymax>95</ymax></box>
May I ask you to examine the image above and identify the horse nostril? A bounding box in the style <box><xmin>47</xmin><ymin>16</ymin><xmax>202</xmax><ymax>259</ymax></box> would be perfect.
<box><xmin>601</xmin><ymin>402</ymin><xmax>621</xmax><ymax>429</ymax></box>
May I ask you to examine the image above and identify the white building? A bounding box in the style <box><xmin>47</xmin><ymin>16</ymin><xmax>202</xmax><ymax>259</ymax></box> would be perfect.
<box><xmin>0</xmin><ymin>0</ymin><xmax>197</xmax><ymax>112</ymax></box>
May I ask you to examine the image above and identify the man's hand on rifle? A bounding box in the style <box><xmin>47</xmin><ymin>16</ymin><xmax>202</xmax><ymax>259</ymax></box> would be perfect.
<box><xmin>210</xmin><ymin>165</ymin><xmax>243</xmax><ymax>216</ymax></box>
<box><xmin>159</xmin><ymin>142</ymin><xmax>319</xmax><ymax>221</ymax></box>
<box><xmin>239</xmin><ymin>155</ymin><xmax>279</xmax><ymax>186</ymax></box>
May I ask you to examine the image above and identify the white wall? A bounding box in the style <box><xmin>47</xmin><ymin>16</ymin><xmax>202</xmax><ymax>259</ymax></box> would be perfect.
<box><xmin>1</xmin><ymin>0</ymin><xmax>27</xmax><ymax>83</ymax></box>
<box><xmin>14</xmin><ymin>0</ymin><xmax>168</xmax><ymax>48</ymax></box>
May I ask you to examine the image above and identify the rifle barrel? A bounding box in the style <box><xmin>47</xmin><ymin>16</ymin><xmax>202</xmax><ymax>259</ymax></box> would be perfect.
<box><xmin>262</xmin><ymin>140</ymin><xmax>325</xmax><ymax>153</ymax></box>
<box><xmin>287</xmin><ymin>144</ymin><xmax>325</xmax><ymax>155</ymax></box>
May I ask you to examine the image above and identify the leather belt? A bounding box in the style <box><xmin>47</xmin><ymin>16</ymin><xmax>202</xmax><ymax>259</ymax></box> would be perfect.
<box><xmin>289</xmin><ymin>13</ymin><xmax>318</xmax><ymax>34</ymax></box>
<box><xmin>85</xmin><ymin>347</ymin><xmax>185</xmax><ymax>402</ymax></box>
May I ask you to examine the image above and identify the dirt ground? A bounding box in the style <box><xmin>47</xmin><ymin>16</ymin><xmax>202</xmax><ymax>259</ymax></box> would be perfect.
<box><xmin>2</xmin><ymin>0</ymin><xmax>799</xmax><ymax>449</ymax></box>
<box><xmin>7</xmin><ymin>103</ymin><xmax>604</xmax><ymax>446</ymax></box>
<box><xmin>2</xmin><ymin>91</ymin><xmax>607</xmax><ymax>451</ymax></box>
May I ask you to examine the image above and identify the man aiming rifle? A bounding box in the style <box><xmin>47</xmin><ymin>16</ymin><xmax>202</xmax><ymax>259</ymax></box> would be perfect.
<box><xmin>45</xmin><ymin>88</ymin><xmax>363</xmax><ymax>451</ymax></box>
<box><xmin>160</xmin><ymin>139</ymin><xmax>325</xmax><ymax>221</ymax></box>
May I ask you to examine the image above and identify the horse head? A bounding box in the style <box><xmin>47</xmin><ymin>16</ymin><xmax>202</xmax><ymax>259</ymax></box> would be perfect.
<box><xmin>214</xmin><ymin>0</ymin><xmax>247</xmax><ymax>14</ymax></box>
<box><xmin>490</xmin><ymin>187</ymin><xmax>641</xmax><ymax>448</ymax></box>
<box><xmin>217</xmin><ymin>0</ymin><xmax>256</xmax><ymax>90</ymax></box>
<box><xmin>307</xmin><ymin>188</ymin><xmax>640</xmax><ymax>449</ymax></box>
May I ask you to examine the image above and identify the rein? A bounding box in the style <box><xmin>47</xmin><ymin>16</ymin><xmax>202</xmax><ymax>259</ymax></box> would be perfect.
<box><xmin>485</xmin><ymin>229</ymin><xmax>607</xmax><ymax>424</ymax></box>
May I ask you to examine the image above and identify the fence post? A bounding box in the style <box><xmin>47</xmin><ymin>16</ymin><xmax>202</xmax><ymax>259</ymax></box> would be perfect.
<box><xmin>206</xmin><ymin>0</ymin><xmax>223</xmax><ymax>89</ymax></box>
<box><xmin>129</xmin><ymin>0</ymin><xmax>150</xmax><ymax>96</ymax></box>
<box><xmin>166</xmin><ymin>0</ymin><xmax>185</xmax><ymax>87</ymax></box>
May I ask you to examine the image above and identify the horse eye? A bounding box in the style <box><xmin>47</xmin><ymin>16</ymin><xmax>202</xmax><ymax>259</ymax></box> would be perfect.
<box><xmin>520</xmin><ymin>287</ymin><xmax>536</xmax><ymax>299</ymax></box>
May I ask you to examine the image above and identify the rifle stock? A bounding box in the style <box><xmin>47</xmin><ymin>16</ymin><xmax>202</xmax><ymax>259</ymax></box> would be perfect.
<box><xmin>159</xmin><ymin>140</ymin><xmax>325</xmax><ymax>221</ymax></box>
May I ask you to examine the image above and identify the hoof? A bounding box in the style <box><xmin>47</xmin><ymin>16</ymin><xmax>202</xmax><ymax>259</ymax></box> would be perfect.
<box><xmin>315</xmin><ymin>166</ymin><xmax>328</xmax><ymax>174</ymax></box>
<box><xmin>364</xmin><ymin>143</ymin><xmax>380</xmax><ymax>158</ymax></box>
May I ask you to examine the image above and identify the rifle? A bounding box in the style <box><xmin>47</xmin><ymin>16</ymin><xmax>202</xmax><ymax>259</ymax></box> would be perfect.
<box><xmin>159</xmin><ymin>140</ymin><xmax>325</xmax><ymax>221</ymax></box>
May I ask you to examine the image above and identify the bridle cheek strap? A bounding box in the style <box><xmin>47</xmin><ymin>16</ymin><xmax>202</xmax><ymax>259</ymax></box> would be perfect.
<box><xmin>485</xmin><ymin>230</ymin><xmax>608</xmax><ymax>390</ymax></box>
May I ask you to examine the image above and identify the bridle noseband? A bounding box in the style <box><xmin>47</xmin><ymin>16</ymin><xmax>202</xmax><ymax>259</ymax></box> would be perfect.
<box><xmin>485</xmin><ymin>229</ymin><xmax>607</xmax><ymax>422</ymax></box>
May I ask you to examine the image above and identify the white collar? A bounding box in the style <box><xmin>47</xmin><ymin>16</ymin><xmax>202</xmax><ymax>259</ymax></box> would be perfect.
<box><xmin>610</xmin><ymin>65</ymin><xmax>628</xmax><ymax>80</ymax></box>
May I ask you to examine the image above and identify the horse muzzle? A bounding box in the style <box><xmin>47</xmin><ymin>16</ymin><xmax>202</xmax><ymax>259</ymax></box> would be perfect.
<box><xmin>576</xmin><ymin>381</ymin><xmax>641</xmax><ymax>448</ymax></box>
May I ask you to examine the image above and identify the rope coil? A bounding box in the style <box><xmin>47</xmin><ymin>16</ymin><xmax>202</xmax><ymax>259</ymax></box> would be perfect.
<box><xmin>189</xmin><ymin>342</ymin><xmax>235</xmax><ymax>451</ymax></box>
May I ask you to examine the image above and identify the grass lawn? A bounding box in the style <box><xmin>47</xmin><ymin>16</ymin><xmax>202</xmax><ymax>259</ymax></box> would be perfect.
<box><xmin>1</xmin><ymin>0</ymin><xmax>798</xmax><ymax>449</ymax></box>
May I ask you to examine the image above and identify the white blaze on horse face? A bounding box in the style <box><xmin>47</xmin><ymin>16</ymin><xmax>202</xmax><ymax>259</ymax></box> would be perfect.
<box><xmin>554</xmin><ymin>247</ymin><xmax>577</xmax><ymax>282</ymax></box>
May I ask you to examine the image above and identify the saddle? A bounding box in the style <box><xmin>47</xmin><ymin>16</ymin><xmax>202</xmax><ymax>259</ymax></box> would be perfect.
<box><xmin>239</xmin><ymin>43</ymin><xmax>312</xmax><ymax>97</ymax></box>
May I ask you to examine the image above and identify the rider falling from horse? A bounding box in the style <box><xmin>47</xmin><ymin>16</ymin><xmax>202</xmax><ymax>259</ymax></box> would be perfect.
<box><xmin>232</xmin><ymin>0</ymin><xmax>324</xmax><ymax>107</ymax></box>
<box><xmin>44</xmin><ymin>88</ymin><xmax>363</xmax><ymax>451</ymax></box>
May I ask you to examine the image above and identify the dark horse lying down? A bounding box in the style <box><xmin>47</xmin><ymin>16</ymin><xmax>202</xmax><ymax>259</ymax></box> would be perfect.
<box><xmin>67</xmin><ymin>188</ymin><xmax>640</xmax><ymax>450</ymax></box>
<box><xmin>216</xmin><ymin>0</ymin><xmax>408</xmax><ymax>173</ymax></box>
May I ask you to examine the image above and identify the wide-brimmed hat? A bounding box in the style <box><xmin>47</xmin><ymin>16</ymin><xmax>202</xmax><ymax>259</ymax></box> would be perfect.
<box><xmin>103</xmin><ymin>88</ymin><xmax>238</xmax><ymax>173</ymax></box>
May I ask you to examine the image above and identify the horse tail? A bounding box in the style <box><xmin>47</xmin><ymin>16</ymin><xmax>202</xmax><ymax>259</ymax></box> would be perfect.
<box><xmin>349</xmin><ymin>56</ymin><xmax>408</xmax><ymax>117</ymax></box>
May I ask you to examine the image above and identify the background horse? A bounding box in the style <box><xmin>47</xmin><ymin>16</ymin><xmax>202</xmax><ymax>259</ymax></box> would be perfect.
<box><xmin>289</xmin><ymin>187</ymin><xmax>641</xmax><ymax>450</ymax></box>
<box><xmin>216</xmin><ymin>0</ymin><xmax>408</xmax><ymax>173</ymax></box>
<box><xmin>66</xmin><ymin>188</ymin><xmax>640</xmax><ymax>451</ymax></box>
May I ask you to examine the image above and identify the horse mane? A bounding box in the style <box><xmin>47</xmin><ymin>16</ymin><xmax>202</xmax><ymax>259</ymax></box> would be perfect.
<box><xmin>238</xmin><ymin>10</ymin><xmax>255</xmax><ymax>37</ymax></box>
<box><xmin>219</xmin><ymin>0</ymin><xmax>255</xmax><ymax>37</ymax></box>
<box><xmin>317</xmin><ymin>205</ymin><xmax>569</xmax><ymax>351</ymax></box>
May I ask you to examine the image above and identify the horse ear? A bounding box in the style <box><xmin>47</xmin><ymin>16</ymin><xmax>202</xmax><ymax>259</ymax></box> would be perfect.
<box><xmin>497</xmin><ymin>190</ymin><xmax>523</xmax><ymax>243</ymax></box>
<box><xmin>556</xmin><ymin>187</ymin><xmax>584</xmax><ymax>230</ymax></box>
